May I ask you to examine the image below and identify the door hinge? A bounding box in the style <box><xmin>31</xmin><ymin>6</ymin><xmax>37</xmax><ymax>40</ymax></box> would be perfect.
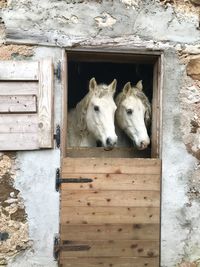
<box><xmin>53</xmin><ymin>235</ymin><xmax>60</xmax><ymax>260</ymax></box>
<box><xmin>55</xmin><ymin>168</ymin><xmax>61</xmax><ymax>192</ymax></box>
<box><xmin>55</xmin><ymin>168</ymin><xmax>93</xmax><ymax>192</ymax></box>
<box><xmin>55</xmin><ymin>61</ymin><xmax>61</xmax><ymax>81</ymax></box>
<box><xmin>54</xmin><ymin>125</ymin><xmax>60</xmax><ymax>148</ymax></box>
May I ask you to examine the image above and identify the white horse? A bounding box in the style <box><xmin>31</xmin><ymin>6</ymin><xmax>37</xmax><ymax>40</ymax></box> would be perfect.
<box><xmin>115</xmin><ymin>80</ymin><xmax>151</xmax><ymax>150</ymax></box>
<box><xmin>67</xmin><ymin>77</ymin><xmax>118</xmax><ymax>148</ymax></box>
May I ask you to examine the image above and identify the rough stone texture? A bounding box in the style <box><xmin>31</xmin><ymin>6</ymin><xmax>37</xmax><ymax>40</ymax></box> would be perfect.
<box><xmin>0</xmin><ymin>154</ymin><xmax>30</xmax><ymax>265</ymax></box>
<box><xmin>1</xmin><ymin>0</ymin><xmax>200</xmax><ymax>46</ymax></box>
<box><xmin>179</xmin><ymin>262</ymin><xmax>198</xmax><ymax>267</ymax></box>
<box><xmin>0</xmin><ymin>0</ymin><xmax>7</xmax><ymax>8</ymax></box>
<box><xmin>0</xmin><ymin>44</ymin><xmax>34</xmax><ymax>60</ymax></box>
<box><xmin>187</xmin><ymin>57</ymin><xmax>200</xmax><ymax>81</ymax></box>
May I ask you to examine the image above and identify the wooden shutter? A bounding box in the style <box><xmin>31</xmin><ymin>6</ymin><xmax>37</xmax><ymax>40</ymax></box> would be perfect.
<box><xmin>0</xmin><ymin>58</ymin><xmax>54</xmax><ymax>150</ymax></box>
<box><xmin>59</xmin><ymin>157</ymin><xmax>161</xmax><ymax>267</ymax></box>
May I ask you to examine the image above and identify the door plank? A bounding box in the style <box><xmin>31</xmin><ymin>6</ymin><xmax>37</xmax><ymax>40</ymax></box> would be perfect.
<box><xmin>60</xmin><ymin>223</ymin><xmax>160</xmax><ymax>241</ymax></box>
<box><xmin>61</xmin><ymin>207</ymin><xmax>160</xmax><ymax>224</ymax></box>
<box><xmin>60</xmin><ymin>173</ymin><xmax>160</xmax><ymax>191</ymax></box>
<box><xmin>61</xmin><ymin>190</ymin><xmax>160</xmax><ymax>207</ymax></box>
<box><xmin>59</xmin><ymin>240</ymin><xmax>159</xmax><ymax>257</ymax></box>
<box><xmin>62</xmin><ymin>158</ymin><xmax>161</xmax><ymax>175</ymax></box>
<box><xmin>59</xmin><ymin>257</ymin><xmax>159</xmax><ymax>267</ymax></box>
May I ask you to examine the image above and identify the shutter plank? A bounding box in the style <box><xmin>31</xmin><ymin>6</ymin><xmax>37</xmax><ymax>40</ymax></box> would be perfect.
<box><xmin>0</xmin><ymin>95</ymin><xmax>37</xmax><ymax>113</ymax></box>
<box><xmin>0</xmin><ymin>61</ymin><xmax>38</xmax><ymax>80</ymax></box>
<box><xmin>0</xmin><ymin>81</ymin><xmax>38</xmax><ymax>95</ymax></box>
<box><xmin>0</xmin><ymin>114</ymin><xmax>38</xmax><ymax>133</ymax></box>
<box><xmin>0</xmin><ymin>133</ymin><xmax>38</xmax><ymax>150</ymax></box>
<box><xmin>38</xmin><ymin>58</ymin><xmax>54</xmax><ymax>148</ymax></box>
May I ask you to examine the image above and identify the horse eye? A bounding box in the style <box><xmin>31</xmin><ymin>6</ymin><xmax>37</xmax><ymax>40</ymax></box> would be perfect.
<box><xmin>126</xmin><ymin>109</ymin><xmax>133</xmax><ymax>115</ymax></box>
<box><xmin>94</xmin><ymin>105</ymin><xmax>100</xmax><ymax>112</ymax></box>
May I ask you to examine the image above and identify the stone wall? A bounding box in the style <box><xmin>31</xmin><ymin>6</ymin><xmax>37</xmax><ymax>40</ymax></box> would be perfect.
<box><xmin>0</xmin><ymin>0</ymin><xmax>200</xmax><ymax>266</ymax></box>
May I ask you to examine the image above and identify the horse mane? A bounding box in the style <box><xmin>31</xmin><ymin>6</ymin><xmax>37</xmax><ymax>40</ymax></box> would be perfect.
<box><xmin>76</xmin><ymin>83</ymin><xmax>113</xmax><ymax>133</ymax></box>
<box><xmin>115</xmin><ymin>87</ymin><xmax>151</xmax><ymax>127</ymax></box>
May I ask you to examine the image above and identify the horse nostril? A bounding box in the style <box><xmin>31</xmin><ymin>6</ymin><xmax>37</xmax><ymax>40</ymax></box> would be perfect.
<box><xmin>140</xmin><ymin>141</ymin><xmax>146</xmax><ymax>149</ymax></box>
<box><xmin>96</xmin><ymin>140</ymin><xmax>102</xmax><ymax>147</ymax></box>
<box><xmin>106</xmin><ymin>138</ymin><xmax>112</xmax><ymax>146</ymax></box>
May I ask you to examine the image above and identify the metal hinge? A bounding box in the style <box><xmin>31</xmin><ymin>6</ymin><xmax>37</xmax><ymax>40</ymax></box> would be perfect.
<box><xmin>55</xmin><ymin>168</ymin><xmax>93</xmax><ymax>192</ymax></box>
<box><xmin>55</xmin><ymin>61</ymin><xmax>61</xmax><ymax>81</ymax></box>
<box><xmin>54</xmin><ymin>125</ymin><xmax>60</xmax><ymax>148</ymax></box>
<box><xmin>53</xmin><ymin>235</ymin><xmax>60</xmax><ymax>260</ymax></box>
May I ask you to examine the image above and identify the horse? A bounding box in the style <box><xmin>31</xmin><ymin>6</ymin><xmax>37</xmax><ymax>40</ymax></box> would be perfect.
<box><xmin>67</xmin><ymin>77</ymin><xmax>118</xmax><ymax>148</ymax></box>
<box><xmin>115</xmin><ymin>80</ymin><xmax>151</xmax><ymax>150</ymax></box>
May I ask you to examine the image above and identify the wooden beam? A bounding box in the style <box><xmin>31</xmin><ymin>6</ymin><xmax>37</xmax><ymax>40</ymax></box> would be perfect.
<box><xmin>38</xmin><ymin>57</ymin><xmax>54</xmax><ymax>148</ymax></box>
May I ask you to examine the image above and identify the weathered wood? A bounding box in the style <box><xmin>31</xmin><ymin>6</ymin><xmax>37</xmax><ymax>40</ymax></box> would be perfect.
<box><xmin>0</xmin><ymin>61</ymin><xmax>38</xmax><ymax>80</ymax></box>
<box><xmin>61</xmin><ymin>190</ymin><xmax>160</xmax><ymax>207</ymax></box>
<box><xmin>61</xmin><ymin>206</ymin><xmax>160</xmax><ymax>224</ymax></box>
<box><xmin>61</xmin><ymin>223</ymin><xmax>160</xmax><ymax>241</ymax></box>
<box><xmin>61</xmin><ymin>158</ymin><xmax>161</xmax><ymax>175</ymax></box>
<box><xmin>59</xmin><ymin>240</ymin><xmax>159</xmax><ymax>257</ymax></box>
<box><xmin>38</xmin><ymin>58</ymin><xmax>54</xmax><ymax>148</ymax></box>
<box><xmin>0</xmin><ymin>114</ymin><xmax>38</xmax><ymax>133</ymax></box>
<box><xmin>0</xmin><ymin>81</ymin><xmax>38</xmax><ymax>95</ymax></box>
<box><xmin>0</xmin><ymin>95</ymin><xmax>37</xmax><ymax>113</ymax></box>
<box><xmin>59</xmin><ymin>257</ymin><xmax>159</xmax><ymax>267</ymax></box>
<box><xmin>66</xmin><ymin>147</ymin><xmax>151</xmax><ymax>158</ymax></box>
<box><xmin>0</xmin><ymin>133</ymin><xmax>38</xmax><ymax>150</ymax></box>
<box><xmin>151</xmin><ymin>54</ymin><xmax>163</xmax><ymax>158</ymax></box>
<box><xmin>61</xmin><ymin>173</ymin><xmax>160</xmax><ymax>191</ymax></box>
<box><xmin>61</xmin><ymin>49</ymin><xmax>68</xmax><ymax>158</ymax></box>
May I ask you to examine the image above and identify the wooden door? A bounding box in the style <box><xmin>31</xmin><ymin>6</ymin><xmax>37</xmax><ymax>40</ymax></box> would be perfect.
<box><xmin>59</xmin><ymin>157</ymin><xmax>161</xmax><ymax>267</ymax></box>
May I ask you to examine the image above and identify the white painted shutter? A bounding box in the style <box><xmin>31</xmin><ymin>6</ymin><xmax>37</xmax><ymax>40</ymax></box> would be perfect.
<box><xmin>0</xmin><ymin>58</ymin><xmax>54</xmax><ymax>150</ymax></box>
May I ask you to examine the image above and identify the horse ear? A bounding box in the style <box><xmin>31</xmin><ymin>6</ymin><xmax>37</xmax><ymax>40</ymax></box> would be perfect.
<box><xmin>135</xmin><ymin>80</ymin><xmax>143</xmax><ymax>91</ymax></box>
<box><xmin>123</xmin><ymin>82</ymin><xmax>132</xmax><ymax>95</ymax></box>
<box><xmin>109</xmin><ymin>79</ymin><xmax>117</xmax><ymax>94</ymax></box>
<box><xmin>89</xmin><ymin>77</ymin><xmax>97</xmax><ymax>92</ymax></box>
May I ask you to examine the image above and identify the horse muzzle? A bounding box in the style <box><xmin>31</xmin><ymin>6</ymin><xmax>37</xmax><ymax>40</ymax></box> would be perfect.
<box><xmin>137</xmin><ymin>141</ymin><xmax>149</xmax><ymax>150</ymax></box>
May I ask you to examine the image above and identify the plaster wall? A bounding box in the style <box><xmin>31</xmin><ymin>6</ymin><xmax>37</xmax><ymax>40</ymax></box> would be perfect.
<box><xmin>0</xmin><ymin>1</ymin><xmax>200</xmax><ymax>267</ymax></box>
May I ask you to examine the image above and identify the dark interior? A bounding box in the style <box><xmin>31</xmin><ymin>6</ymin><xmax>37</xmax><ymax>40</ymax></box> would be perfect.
<box><xmin>68</xmin><ymin>61</ymin><xmax>154</xmax><ymax>109</ymax></box>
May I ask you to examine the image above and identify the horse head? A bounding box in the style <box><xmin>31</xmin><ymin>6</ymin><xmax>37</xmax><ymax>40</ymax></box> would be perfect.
<box><xmin>115</xmin><ymin>80</ymin><xmax>151</xmax><ymax>150</ymax></box>
<box><xmin>77</xmin><ymin>77</ymin><xmax>118</xmax><ymax>148</ymax></box>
